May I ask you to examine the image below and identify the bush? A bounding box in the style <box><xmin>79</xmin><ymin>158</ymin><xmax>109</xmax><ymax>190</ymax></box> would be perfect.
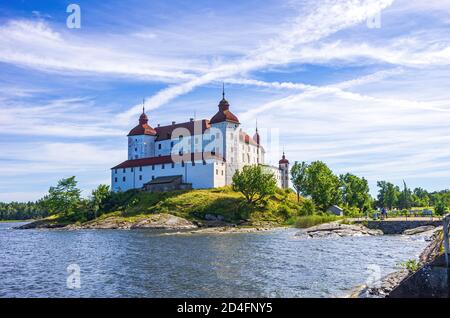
<box><xmin>299</xmin><ymin>199</ymin><xmax>316</xmax><ymax>216</ymax></box>
<box><xmin>343</xmin><ymin>206</ymin><xmax>362</xmax><ymax>217</ymax></box>
<box><xmin>434</xmin><ymin>200</ymin><xmax>447</xmax><ymax>216</ymax></box>
<box><xmin>399</xmin><ymin>259</ymin><xmax>421</xmax><ymax>272</ymax></box>
<box><xmin>295</xmin><ymin>214</ymin><xmax>341</xmax><ymax>228</ymax></box>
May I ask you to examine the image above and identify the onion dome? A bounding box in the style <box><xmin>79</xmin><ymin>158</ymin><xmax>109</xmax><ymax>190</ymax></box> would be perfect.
<box><xmin>210</xmin><ymin>85</ymin><xmax>240</xmax><ymax>124</ymax></box>
<box><xmin>279</xmin><ymin>152</ymin><xmax>289</xmax><ymax>164</ymax></box>
<box><xmin>128</xmin><ymin>108</ymin><xmax>157</xmax><ymax>136</ymax></box>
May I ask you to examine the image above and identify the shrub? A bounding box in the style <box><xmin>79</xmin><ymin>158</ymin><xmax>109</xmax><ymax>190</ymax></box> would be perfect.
<box><xmin>299</xmin><ymin>199</ymin><xmax>316</xmax><ymax>216</ymax></box>
<box><xmin>343</xmin><ymin>206</ymin><xmax>362</xmax><ymax>218</ymax></box>
<box><xmin>295</xmin><ymin>214</ymin><xmax>341</xmax><ymax>228</ymax></box>
<box><xmin>399</xmin><ymin>259</ymin><xmax>421</xmax><ymax>272</ymax></box>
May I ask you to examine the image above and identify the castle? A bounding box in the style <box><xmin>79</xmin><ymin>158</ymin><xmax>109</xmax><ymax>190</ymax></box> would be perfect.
<box><xmin>111</xmin><ymin>90</ymin><xmax>289</xmax><ymax>192</ymax></box>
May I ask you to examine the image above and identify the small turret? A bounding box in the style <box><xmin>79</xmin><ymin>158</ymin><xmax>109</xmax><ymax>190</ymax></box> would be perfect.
<box><xmin>279</xmin><ymin>152</ymin><xmax>289</xmax><ymax>189</ymax></box>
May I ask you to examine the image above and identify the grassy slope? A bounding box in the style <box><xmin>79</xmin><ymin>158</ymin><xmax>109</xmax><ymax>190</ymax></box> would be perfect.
<box><xmin>47</xmin><ymin>186</ymin><xmax>305</xmax><ymax>227</ymax></box>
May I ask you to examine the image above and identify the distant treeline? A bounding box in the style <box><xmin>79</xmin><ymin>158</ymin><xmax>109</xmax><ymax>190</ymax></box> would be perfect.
<box><xmin>0</xmin><ymin>200</ymin><xmax>49</xmax><ymax>220</ymax></box>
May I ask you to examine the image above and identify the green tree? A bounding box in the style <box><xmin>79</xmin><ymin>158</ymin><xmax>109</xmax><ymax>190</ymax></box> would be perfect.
<box><xmin>398</xmin><ymin>180</ymin><xmax>412</xmax><ymax>210</ymax></box>
<box><xmin>339</xmin><ymin>173</ymin><xmax>371</xmax><ymax>212</ymax></box>
<box><xmin>377</xmin><ymin>181</ymin><xmax>399</xmax><ymax>210</ymax></box>
<box><xmin>232</xmin><ymin>165</ymin><xmax>277</xmax><ymax>204</ymax></box>
<box><xmin>303</xmin><ymin>161</ymin><xmax>341</xmax><ymax>212</ymax></box>
<box><xmin>43</xmin><ymin>176</ymin><xmax>81</xmax><ymax>217</ymax></box>
<box><xmin>290</xmin><ymin>161</ymin><xmax>308</xmax><ymax>202</ymax></box>
<box><xmin>90</xmin><ymin>184</ymin><xmax>110</xmax><ymax>219</ymax></box>
<box><xmin>299</xmin><ymin>198</ymin><xmax>316</xmax><ymax>216</ymax></box>
<box><xmin>434</xmin><ymin>198</ymin><xmax>447</xmax><ymax>216</ymax></box>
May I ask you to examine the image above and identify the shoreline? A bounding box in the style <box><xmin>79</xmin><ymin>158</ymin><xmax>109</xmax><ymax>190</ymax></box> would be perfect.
<box><xmin>349</xmin><ymin>227</ymin><xmax>442</xmax><ymax>298</ymax></box>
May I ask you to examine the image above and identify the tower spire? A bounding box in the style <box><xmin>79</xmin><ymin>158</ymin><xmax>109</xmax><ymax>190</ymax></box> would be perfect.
<box><xmin>142</xmin><ymin>98</ymin><xmax>145</xmax><ymax>114</ymax></box>
<box><xmin>222</xmin><ymin>82</ymin><xmax>225</xmax><ymax>100</ymax></box>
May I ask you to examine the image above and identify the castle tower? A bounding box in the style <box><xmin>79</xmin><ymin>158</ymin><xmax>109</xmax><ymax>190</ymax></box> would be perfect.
<box><xmin>253</xmin><ymin>121</ymin><xmax>261</xmax><ymax>164</ymax></box>
<box><xmin>127</xmin><ymin>103</ymin><xmax>157</xmax><ymax>160</ymax></box>
<box><xmin>279</xmin><ymin>152</ymin><xmax>290</xmax><ymax>189</ymax></box>
<box><xmin>209</xmin><ymin>84</ymin><xmax>240</xmax><ymax>184</ymax></box>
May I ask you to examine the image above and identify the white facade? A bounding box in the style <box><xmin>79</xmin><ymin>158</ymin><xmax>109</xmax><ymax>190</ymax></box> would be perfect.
<box><xmin>111</xmin><ymin>95</ymin><xmax>289</xmax><ymax>192</ymax></box>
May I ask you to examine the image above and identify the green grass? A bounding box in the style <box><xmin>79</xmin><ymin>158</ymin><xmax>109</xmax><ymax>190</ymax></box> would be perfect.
<box><xmin>45</xmin><ymin>187</ymin><xmax>306</xmax><ymax>227</ymax></box>
<box><xmin>117</xmin><ymin>186</ymin><xmax>303</xmax><ymax>225</ymax></box>
<box><xmin>295</xmin><ymin>214</ymin><xmax>342</xmax><ymax>228</ymax></box>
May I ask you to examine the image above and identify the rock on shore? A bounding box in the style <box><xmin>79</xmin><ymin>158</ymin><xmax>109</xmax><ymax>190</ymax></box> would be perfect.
<box><xmin>295</xmin><ymin>222</ymin><xmax>383</xmax><ymax>238</ymax></box>
<box><xmin>402</xmin><ymin>225</ymin><xmax>435</xmax><ymax>235</ymax></box>
<box><xmin>17</xmin><ymin>213</ymin><xmax>198</xmax><ymax>231</ymax></box>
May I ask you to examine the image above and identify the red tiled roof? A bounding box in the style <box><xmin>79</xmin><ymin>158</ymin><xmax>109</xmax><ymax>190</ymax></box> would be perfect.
<box><xmin>210</xmin><ymin>98</ymin><xmax>240</xmax><ymax>124</ymax></box>
<box><xmin>239</xmin><ymin>131</ymin><xmax>264</xmax><ymax>151</ymax></box>
<box><xmin>128</xmin><ymin>113</ymin><xmax>157</xmax><ymax>136</ymax></box>
<box><xmin>111</xmin><ymin>152</ymin><xmax>225</xmax><ymax>169</ymax></box>
<box><xmin>279</xmin><ymin>153</ymin><xmax>289</xmax><ymax>164</ymax></box>
<box><xmin>154</xmin><ymin>120</ymin><xmax>211</xmax><ymax>141</ymax></box>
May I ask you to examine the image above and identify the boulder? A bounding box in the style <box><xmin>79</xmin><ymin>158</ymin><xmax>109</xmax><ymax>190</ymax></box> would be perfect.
<box><xmin>403</xmin><ymin>226</ymin><xmax>435</xmax><ymax>235</ymax></box>
<box><xmin>296</xmin><ymin>222</ymin><xmax>383</xmax><ymax>238</ymax></box>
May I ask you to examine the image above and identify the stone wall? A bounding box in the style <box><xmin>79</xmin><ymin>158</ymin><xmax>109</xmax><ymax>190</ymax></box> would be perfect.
<box><xmin>354</xmin><ymin>220</ymin><xmax>442</xmax><ymax>234</ymax></box>
<box><xmin>388</xmin><ymin>254</ymin><xmax>449</xmax><ymax>298</ymax></box>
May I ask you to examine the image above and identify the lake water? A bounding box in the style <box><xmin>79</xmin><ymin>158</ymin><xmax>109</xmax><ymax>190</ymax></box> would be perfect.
<box><xmin>0</xmin><ymin>222</ymin><xmax>430</xmax><ymax>298</ymax></box>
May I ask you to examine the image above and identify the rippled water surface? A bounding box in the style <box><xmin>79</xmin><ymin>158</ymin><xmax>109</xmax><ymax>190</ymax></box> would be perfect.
<box><xmin>0</xmin><ymin>222</ymin><xmax>429</xmax><ymax>297</ymax></box>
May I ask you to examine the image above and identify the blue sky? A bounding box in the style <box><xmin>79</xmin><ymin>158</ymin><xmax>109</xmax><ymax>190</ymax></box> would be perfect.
<box><xmin>1</xmin><ymin>0</ymin><xmax>450</xmax><ymax>201</ymax></box>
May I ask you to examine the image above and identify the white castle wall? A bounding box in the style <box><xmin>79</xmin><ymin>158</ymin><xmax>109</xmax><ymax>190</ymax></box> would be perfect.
<box><xmin>111</xmin><ymin>159</ymin><xmax>226</xmax><ymax>192</ymax></box>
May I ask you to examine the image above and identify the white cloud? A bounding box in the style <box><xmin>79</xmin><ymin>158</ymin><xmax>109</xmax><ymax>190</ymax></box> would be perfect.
<box><xmin>117</xmin><ymin>0</ymin><xmax>395</xmax><ymax>123</ymax></box>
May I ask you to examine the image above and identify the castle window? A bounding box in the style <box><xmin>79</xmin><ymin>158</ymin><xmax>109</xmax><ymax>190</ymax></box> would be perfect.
<box><xmin>171</xmin><ymin>141</ymin><xmax>174</xmax><ymax>148</ymax></box>
<box><xmin>131</xmin><ymin>168</ymin><xmax>134</xmax><ymax>172</ymax></box>
<box><xmin>221</xmin><ymin>170</ymin><xmax>224</xmax><ymax>176</ymax></box>
<box><xmin>192</xmin><ymin>161</ymin><xmax>195</xmax><ymax>166</ymax></box>
<box><xmin>203</xmin><ymin>160</ymin><xmax>206</xmax><ymax>165</ymax></box>
<box><xmin>152</xmin><ymin>176</ymin><xmax>155</xmax><ymax>180</ymax></box>
<box><xmin>139</xmin><ymin>175</ymin><xmax>142</xmax><ymax>181</ymax></box>
<box><xmin>122</xmin><ymin>176</ymin><xmax>126</xmax><ymax>182</ymax></box>
<box><xmin>152</xmin><ymin>165</ymin><xmax>155</xmax><ymax>170</ymax></box>
<box><xmin>216</xmin><ymin>169</ymin><xmax>218</xmax><ymax>175</ymax></box>
<box><xmin>115</xmin><ymin>169</ymin><xmax>117</xmax><ymax>174</ymax></box>
<box><xmin>182</xmin><ymin>161</ymin><xmax>185</xmax><ymax>167</ymax></box>
<box><xmin>123</xmin><ymin>168</ymin><xmax>126</xmax><ymax>173</ymax></box>
<box><xmin>114</xmin><ymin>177</ymin><xmax>117</xmax><ymax>182</ymax></box>
<box><xmin>158</xmin><ymin>144</ymin><xmax>162</xmax><ymax>150</ymax></box>
<box><xmin>162</xmin><ymin>164</ymin><xmax>165</xmax><ymax>169</ymax></box>
<box><xmin>139</xmin><ymin>166</ymin><xmax>142</xmax><ymax>172</ymax></box>
<box><xmin>135</xmin><ymin>148</ymin><xmax>137</xmax><ymax>152</ymax></box>
<box><xmin>171</xmin><ymin>163</ymin><xmax>175</xmax><ymax>168</ymax></box>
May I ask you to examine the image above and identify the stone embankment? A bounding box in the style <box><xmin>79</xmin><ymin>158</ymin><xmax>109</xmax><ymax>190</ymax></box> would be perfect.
<box><xmin>355</xmin><ymin>227</ymin><xmax>443</xmax><ymax>298</ymax></box>
<box><xmin>353</xmin><ymin>219</ymin><xmax>442</xmax><ymax>234</ymax></box>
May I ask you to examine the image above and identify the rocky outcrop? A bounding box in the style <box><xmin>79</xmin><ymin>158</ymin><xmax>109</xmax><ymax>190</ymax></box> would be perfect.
<box><xmin>16</xmin><ymin>219</ymin><xmax>68</xmax><ymax>229</ymax></box>
<box><xmin>174</xmin><ymin>226</ymin><xmax>277</xmax><ymax>235</ymax></box>
<box><xmin>18</xmin><ymin>213</ymin><xmax>198</xmax><ymax>231</ymax></box>
<box><xmin>403</xmin><ymin>225</ymin><xmax>435</xmax><ymax>235</ymax></box>
<box><xmin>295</xmin><ymin>222</ymin><xmax>383</xmax><ymax>238</ymax></box>
<box><xmin>356</xmin><ymin>269</ymin><xmax>411</xmax><ymax>298</ymax></box>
